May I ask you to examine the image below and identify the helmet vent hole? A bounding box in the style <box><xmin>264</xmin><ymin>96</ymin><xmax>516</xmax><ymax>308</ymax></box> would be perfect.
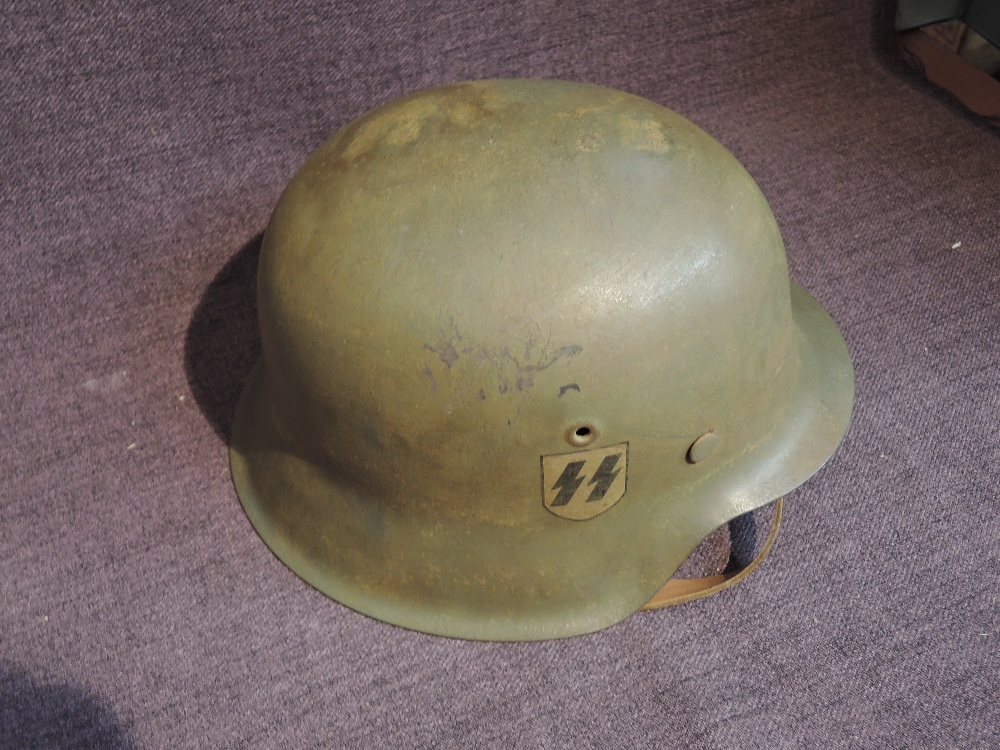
<box><xmin>567</xmin><ymin>424</ymin><xmax>598</xmax><ymax>447</ymax></box>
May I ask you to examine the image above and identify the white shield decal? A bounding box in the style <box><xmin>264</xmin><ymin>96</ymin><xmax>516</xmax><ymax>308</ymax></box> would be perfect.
<box><xmin>541</xmin><ymin>442</ymin><xmax>629</xmax><ymax>520</ymax></box>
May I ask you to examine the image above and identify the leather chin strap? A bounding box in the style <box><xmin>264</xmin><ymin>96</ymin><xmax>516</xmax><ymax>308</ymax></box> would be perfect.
<box><xmin>640</xmin><ymin>498</ymin><xmax>783</xmax><ymax>611</ymax></box>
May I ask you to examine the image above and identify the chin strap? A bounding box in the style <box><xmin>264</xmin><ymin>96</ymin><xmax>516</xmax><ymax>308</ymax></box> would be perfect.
<box><xmin>640</xmin><ymin>498</ymin><xmax>783</xmax><ymax>611</ymax></box>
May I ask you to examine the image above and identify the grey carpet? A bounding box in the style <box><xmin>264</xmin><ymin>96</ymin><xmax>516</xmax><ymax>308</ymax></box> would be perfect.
<box><xmin>2</xmin><ymin>1</ymin><xmax>997</xmax><ymax>748</ymax></box>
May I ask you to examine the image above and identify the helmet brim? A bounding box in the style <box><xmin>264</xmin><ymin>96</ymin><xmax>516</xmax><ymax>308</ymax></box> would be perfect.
<box><xmin>710</xmin><ymin>280</ymin><xmax>855</xmax><ymax>517</ymax></box>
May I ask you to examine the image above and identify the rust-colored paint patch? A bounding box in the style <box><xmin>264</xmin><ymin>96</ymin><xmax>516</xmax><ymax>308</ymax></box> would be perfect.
<box><xmin>619</xmin><ymin>115</ymin><xmax>671</xmax><ymax>154</ymax></box>
<box><xmin>334</xmin><ymin>82</ymin><xmax>518</xmax><ymax>164</ymax></box>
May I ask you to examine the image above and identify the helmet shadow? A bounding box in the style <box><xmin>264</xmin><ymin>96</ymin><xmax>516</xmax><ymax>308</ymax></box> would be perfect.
<box><xmin>184</xmin><ymin>233</ymin><xmax>263</xmax><ymax>443</ymax></box>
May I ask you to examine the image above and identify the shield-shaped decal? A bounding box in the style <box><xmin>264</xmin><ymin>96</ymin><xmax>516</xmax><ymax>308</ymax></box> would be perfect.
<box><xmin>541</xmin><ymin>442</ymin><xmax>629</xmax><ymax>520</ymax></box>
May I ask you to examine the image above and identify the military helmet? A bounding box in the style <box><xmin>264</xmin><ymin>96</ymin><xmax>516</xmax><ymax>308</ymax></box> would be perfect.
<box><xmin>230</xmin><ymin>78</ymin><xmax>854</xmax><ymax>641</ymax></box>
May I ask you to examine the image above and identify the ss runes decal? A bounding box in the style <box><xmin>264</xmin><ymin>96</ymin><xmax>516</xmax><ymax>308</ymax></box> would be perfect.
<box><xmin>541</xmin><ymin>442</ymin><xmax>629</xmax><ymax>520</ymax></box>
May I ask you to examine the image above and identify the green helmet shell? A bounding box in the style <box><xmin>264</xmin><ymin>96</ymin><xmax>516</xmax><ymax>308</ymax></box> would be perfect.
<box><xmin>230</xmin><ymin>79</ymin><xmax>855</xmax><ymax>640</ymax></box>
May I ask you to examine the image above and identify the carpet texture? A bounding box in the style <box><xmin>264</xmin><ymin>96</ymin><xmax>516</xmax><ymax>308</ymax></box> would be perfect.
<box><xmin>2</xmin><ymin>1</ymin><xmax>997</xmax><ymax>748</ymax></box>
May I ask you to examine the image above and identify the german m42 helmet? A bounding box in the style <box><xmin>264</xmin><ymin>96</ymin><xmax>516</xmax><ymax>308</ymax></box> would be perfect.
<box><xmin>230</xmin><ymin>79</ymin><xmax>854</xmax><ymax>640</ymax></box>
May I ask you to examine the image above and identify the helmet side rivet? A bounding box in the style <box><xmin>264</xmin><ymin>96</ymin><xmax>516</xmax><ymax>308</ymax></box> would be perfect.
<box><xmin>687</xmin><ymin>431</ymin><xmax>718</xmax><ymax>464</ymax></box>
